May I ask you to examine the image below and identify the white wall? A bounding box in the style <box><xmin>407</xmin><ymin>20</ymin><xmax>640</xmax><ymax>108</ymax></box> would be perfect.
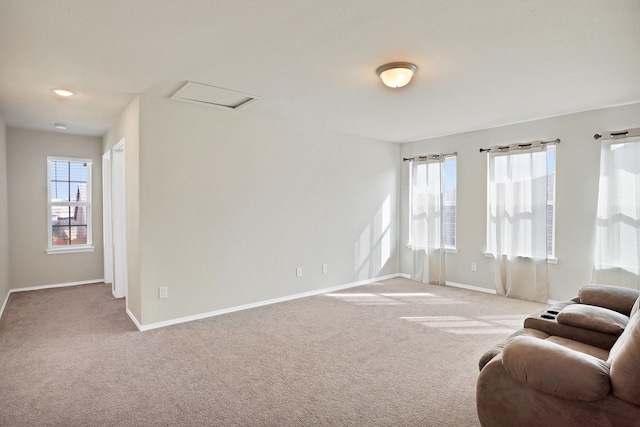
<box><xmin>0</xmin><ymin>114</ymin><xmax>9</xmax><ymax>305</ymax></box>
<box><xmin>102</xmin><ymin>97</ymin><xmax>141</xmax><ymax>321</ymax></box>
<box><xmin>7</xmin><ymin>128</ymin><xmax>104</xmax><ymax>288</ymax></box>
<box><xmin>400</xmin><ymin>102</ymin><xmax>640</xmax><ymax>301</ymax></box>
<box><xmin>135</xmin><ymin>95</ymin><xmax>399</xmax><ymax>325</ymax></box>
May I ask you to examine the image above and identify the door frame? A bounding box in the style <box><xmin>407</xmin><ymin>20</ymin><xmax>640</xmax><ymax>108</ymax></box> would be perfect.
<box><xmin>107</xmin><ymin>138</ymin><xmax>128</xmax><ymax>300</ymax></box>
<box><xmin>102</xmin><ymin>151</ymin><xmax>113</xmax><ymax>289</ymax></box>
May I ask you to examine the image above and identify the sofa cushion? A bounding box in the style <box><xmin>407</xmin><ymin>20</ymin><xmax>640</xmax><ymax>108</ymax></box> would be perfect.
<box><xmin>545</xmin><ymin>336</ymin><xmax>609</xmax><ymax>361</ymax></box>
<box><xmin>608</xmin><ymin>313</ymin><xmax>640</xmax><ymax>406</ymax></box>
<box><xmin>524</xmin><ymin>308</ymin><xmax>619</xmax><ymax>350</ymax></box>
<box><xmin>503</xmin><ymin>336</ymin><xmax>611</xmax><ymax>401</ymax></box>
<box><xmin>557</xmin><ymin>304</ymin><xmax>628</xmax><ymax>336</ymax></box>
<box><xmin>579</xmin><ymin>284</ymin><xmax>640</xmax><ymax>315</ymax></box>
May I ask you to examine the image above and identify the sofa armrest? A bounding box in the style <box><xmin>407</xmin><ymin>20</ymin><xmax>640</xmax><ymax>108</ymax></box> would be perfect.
<box><xmin>478</xmin><ymin>328</ymin><xmax>550</xmax><ymax>371</ymax></box>
<box><xmin>557</xmin><ymin>304</ymin><xmax>628</xmax><ymax>336</ymax></box>
<box><xmin>579</xmin><ymin>284</ymin><xmax>640</xmax><ymax>316</ymax></box>
<box><xmin>502</xmin><ymin>336</ymin><xmax>611</xmax><ymax>401</ymax></box>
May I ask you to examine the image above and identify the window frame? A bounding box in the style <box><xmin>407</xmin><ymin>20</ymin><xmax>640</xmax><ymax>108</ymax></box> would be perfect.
<box><xmin>593</xmin><ymin>136</ymin><xmax>640</xmax><ymax>274</ymax></box>
<box><xmin>484</xmin><ymin>146</ymin><xmax>557</xmax><ymax>263</ymax></box>
<box><xmin>407</xmin><ymin>155</ymin><xmax>457</xmax><ymax>252</ymax></box>
<box><xmin>46</xmin><ymin>156</ymin><xmax>94</xmax><ymax>254</ymax></box>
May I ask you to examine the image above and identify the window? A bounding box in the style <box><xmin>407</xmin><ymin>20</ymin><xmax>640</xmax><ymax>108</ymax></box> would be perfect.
<box><xmin>408</xmin><ymin>155</ymin><xmax>457</xmax><ymax>250</ymax></box>
<box><xmin>594</xmin><ymin>135</ymin><xmax>640</xmax><ymax>275</ymax></box>
<box><xmin>486</xmin><ymin>145</ymin><xmax>556</xmax><ymax>259</ymax></box>
<box><xmin>47</xmin><ymin>157</ymin><xmax>93</xmax><ymax>254</ymax></box>
<box><xmin>443</xmin><ymin>157</ymin><xmax>457</xmax><ymax>249</ymax></box>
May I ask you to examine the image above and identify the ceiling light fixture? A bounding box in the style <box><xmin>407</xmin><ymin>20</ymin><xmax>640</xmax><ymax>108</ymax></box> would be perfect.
<box><xmin>376</xmin><ymin>62</ymin><xmax>418</xmax><ymax>88</ymax></box>
<box><xmin>52</xmin><ymin>88</ymin><xmax>75</xmax><ymax>97</ymax></box>
<box><xmin>54</xmin><ymin>123</ymin><xmax>66</xmax><ymax>130</ymax></box>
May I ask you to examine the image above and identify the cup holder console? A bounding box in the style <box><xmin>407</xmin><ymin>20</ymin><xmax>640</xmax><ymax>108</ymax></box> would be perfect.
<box><xmin>539</xmin><ymin>309</ymin><xmax>562</xmax><ymax>320</ymax></box>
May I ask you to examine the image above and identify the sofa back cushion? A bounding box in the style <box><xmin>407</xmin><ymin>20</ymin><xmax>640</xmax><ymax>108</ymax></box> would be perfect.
<box><xmin>580</xmin><ymin>284</ymin><xmax>640</xmax><ymax>315</ymax></box>
<box><xmin>608</xmin><ymin>311</ymin><xmax>640</xmax><ymax>405</ymax></box>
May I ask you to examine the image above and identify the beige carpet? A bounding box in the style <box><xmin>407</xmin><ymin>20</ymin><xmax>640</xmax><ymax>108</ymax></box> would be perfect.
<box><xmin>0</xmin><ymin>277</ymin><xmax>546</xmax><ymax>426</ymax></box>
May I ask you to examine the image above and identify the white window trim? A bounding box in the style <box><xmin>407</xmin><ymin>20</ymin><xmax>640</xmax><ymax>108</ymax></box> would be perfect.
<box><xmin>46</xmin><ymin>156</ymin><xmax>94</xmax><ymax>254</ymax></box>
<box><xmin>482</xmin><ymin>251</ymin><xmax>558</xmax><ymax>264</ymax></box>
<box><xmin>406</xmin><ymin>243</ymin><xmax>457</xmax><ymax>253</ymax></box>
<box><xmin>46</xmin><ymin>245</ymin><xmax>95</xmax><ymax>255</ymax></box>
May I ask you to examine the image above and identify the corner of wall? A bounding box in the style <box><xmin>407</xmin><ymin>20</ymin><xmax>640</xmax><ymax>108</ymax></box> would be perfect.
<box><xmin>0</xmin><ymin>113</ymin><xmax>9</xmax><ymax>315</ymax></box>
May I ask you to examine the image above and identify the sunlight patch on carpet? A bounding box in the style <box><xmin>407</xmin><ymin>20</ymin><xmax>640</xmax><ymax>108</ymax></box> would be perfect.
<box><xmin>324</xmin><ymin>292</ymin><xmax>469</xmax><ymax>306</ymax></box>
<box><xmin>323</xmin><ymin>293</ymin><xmax>405</xmax><ymax>305</ymax></box>
<box><xmin>400</xmin><ymin>314</ymin><xmax>529</xmax><ymax>335</ymax></box>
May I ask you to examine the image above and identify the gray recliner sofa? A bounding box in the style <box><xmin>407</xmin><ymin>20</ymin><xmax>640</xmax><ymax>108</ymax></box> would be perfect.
<box><xmin>477</xmin><ymin>285</ymin><xmax>640</xmax><ymax>427</ymax></box>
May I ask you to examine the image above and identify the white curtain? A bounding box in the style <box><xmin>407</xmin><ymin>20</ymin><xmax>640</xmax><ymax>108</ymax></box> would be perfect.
<box><xmin>593</xmin><ymin>135</ymin><xmax>640</xmax><ymax>288</ymax></box>
<box><xmin>487</xmin><ymin>142</ymin><xmax>549</xmax><ymax>302</ymax></box>
<box><xmin>410</xmin><ymin>157</ymin><xmax>445</xmax><ymax>285</ymax></box>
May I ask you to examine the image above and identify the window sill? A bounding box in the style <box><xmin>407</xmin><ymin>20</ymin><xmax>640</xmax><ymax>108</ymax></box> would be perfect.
<box><xmin>406</xmin><ymin>244</ymin><xmax>457</xmax><ymax>253</ymax></box>
<box><xmin>46</xmin><ymin>246</ymin><xmax>94</xmax><ymax>255</ymax></box>
<box><xmin>483</xmin><ymin>251</ymin><xmax>558</xmax><ymax>264</ymax></box>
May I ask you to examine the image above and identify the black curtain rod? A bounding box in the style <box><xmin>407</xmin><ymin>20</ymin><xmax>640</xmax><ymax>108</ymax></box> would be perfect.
<box><xmin>594</xmin><ymin>131</ymin><xmax>629</xmax><ymax>140</ymax></box>
<box><xmin>479</xmin><ymin>138</ymin><xmax>560</xmax><ymax>153</ymax></box>
<box><xmin>403</xmin><ymin>151</ymin><xmax>457</xmax><ymax>162</ymax></box>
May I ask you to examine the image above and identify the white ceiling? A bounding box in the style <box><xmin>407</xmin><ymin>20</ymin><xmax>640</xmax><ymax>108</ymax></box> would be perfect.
<box><xmin>1</xmin><ymin>0</ymin><xmax>639</xmax><ymax>143</ymax></box>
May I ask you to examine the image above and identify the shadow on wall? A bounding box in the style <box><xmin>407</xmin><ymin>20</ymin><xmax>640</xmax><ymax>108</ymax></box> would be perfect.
<box><xmin>355</xmin><ymin>195</ymin><xmax>392</xmax><ymax>281</ymax></box>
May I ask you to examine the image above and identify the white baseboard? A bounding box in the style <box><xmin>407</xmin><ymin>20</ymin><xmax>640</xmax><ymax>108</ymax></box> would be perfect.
<box><xmin>446</xmin><ymin>280</ymin><xmax>556</xmax><ymax>304</ymax></box>
<box><xmin>0</xmin><ymin>291</ymin><xmax>10</xmax><ymax>321</ymax></box>
<box><xmin>0</xmin><ymin>279</ymin><xmax>104</xmax><ymax>320</ymax></box>
<box><xmin>7</xmin><ymin>279</ymin><xmax>104</xmax><ymax>294</ymax></box>
<box><xmin>399</xmin><ymin>276</ymin><xmax>498</xmax><ymax>295</ymax></box>
<box><xmin>136</xmin><ymin>273</ymin><xmax>406</xmax><ymax>332</ymax></box>
<box><xmin>126</xmin><ymin>308</ymin><xmax>143</xmax><ymax>330</ymax></box>
<box><xmin>397</xmin><ymin>274</ymin><xmax>496</xmax><ymax>296</ymax></box>
<box><xmin>445</xmin><ymin>281</ymin><xmax>497</xmax><ymax>295</ymax></box>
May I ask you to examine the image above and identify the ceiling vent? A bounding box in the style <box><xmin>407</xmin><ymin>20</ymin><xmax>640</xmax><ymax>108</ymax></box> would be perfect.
<box><xmin>170</xmin><ymin>81</ymin><xmax>257</xmax><ymax>110</ymax></box>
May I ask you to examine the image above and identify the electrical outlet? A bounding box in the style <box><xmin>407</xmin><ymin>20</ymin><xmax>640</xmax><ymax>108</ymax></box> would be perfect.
<box><xmin>296</xmin><ymin>267</ymin><xmax>302</xmax><ymax>277</ymax></box>
<box><xmin>471</xmin><ymin>262</ymin><xmax>477</xmax><ymax>272</ymax></box>
<box><xmin>322</xmin><ymin>264</ymin><xmax>328</xmax><ymax>274</ymax></box>
<box><xmin>159</xmin><ymin>286</ymin><xmax>168</xmax><ymax>299</ymax></box>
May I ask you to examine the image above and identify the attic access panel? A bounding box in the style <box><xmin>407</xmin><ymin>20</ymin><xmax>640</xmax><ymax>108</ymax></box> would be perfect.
<box><xmin>170</xmin><ymin>81</ymin><xmax>257</xmax><ymax>110</ymax></box>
